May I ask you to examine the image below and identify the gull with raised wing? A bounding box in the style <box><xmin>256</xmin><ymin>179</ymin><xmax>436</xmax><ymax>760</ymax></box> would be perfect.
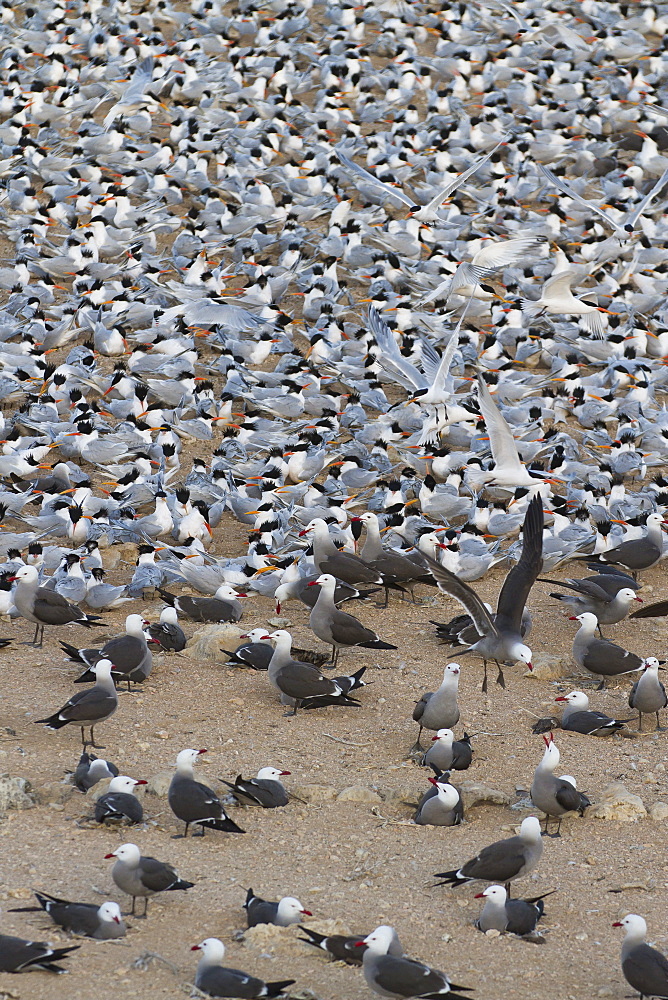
<box><xmin>421</xmin><ymin>496</ymin><xmax>543</xmax><ymax>691</ymax></box>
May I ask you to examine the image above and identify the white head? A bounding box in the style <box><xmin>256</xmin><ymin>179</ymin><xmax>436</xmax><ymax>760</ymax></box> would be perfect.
<box><xmin>572</xmin><ymin>612</ymin><xmax>598</xmax><ymax>628</ymax></box>
<box><xmin>362</xmin><ymin>925</ymin><xmax>397</xmax><ymax>955</ymax></box>
<box><xmin>617</xmin><ymin>588</ymin><xmax>643</xmax><ymax>606</ymax></box>
<box><xmin>540</xmin><ymin>731</ymin><xmax>560</xmax><ymax>769</ymax></box>
<box><xmin>11</xmin><ymin>565</ymin><xmax>38</xmax><ymax>584</ymax></box>
<box><xmin>108</xmin><ymin>775</ymin><xmax>147</xmax><ymax>794</ymax></box>
<box><xmin>444</xmin><ymin>663</ymin><xmax>461</xmax><ymax>682</ymax></box>
<box><xmin>105</xmin><ymin>843</ymin><xmax>140</xmax><ymax>865</ymax></box>
<box><xmin>642</xmin><ymin>657</ymin><xmax>661</xmax><ymax>674</ymax></box>
<box><xmin>264</xmin><ymin>629</ymin><xmax>292</xmax><ymax>650</ymax></box>
<box><xmin>431</xmin><ymin>728</ymin><xmax>454</xmax><ymax>746</ymax></box>
<box><xmin>313</xmin><ymin>573</ymin><xmax>337</xmax><ymax>591</ymax></box>
<box><xmin>214</xmin><ymin>585</ymin><xmax>246</xmax><ymax>601</ymax></box>
<box><xmin>176</xmin><ymin>748</ymin><xmax>207</xmax><ymax>771</ymax></box>
<box><xmin>299</xmin><ymin>517</ymin><xmax>328</xmax><ymax>538</ymax></box>
<box><xmin>519</xmin><ymin>816</ymin><xmax>542</xmax><ymax>841</ymax></box>
<box><xmin>125</xmin><ymin>613</ymin><xmax>145</xmax><ymax>635</ymax></box>
<box><xmin>160</xmin><ymin>606</ymin><xmax>178</xmax><ymax>625</ymax></box>
<box><xmin>612</xmin><ymin>914</ymin><xmax>647</xmax><ymax>939</ymax></box>
<box><xmin>98</xmin><ymin>901</ymin><xmax>123</xmax><ymax>924</ymax></box>
<box><xmin>277</xmin><ymin>896</ymin><xmax>311</xmax><ymax>922</ymax></box>
<box><xmin>555</xmin><ymin>690</ymin><xmax>589</xmax><ymax>710</ymax></box>
<box><xmin>239</xmin><ymin>628</ymin><xmax>271</xmax><ymax>644</ymax></box>
<box><xmin>510</xmin><ymin>642</ymin><xmax>532</xmax><ymax>669</ymax></box>
<box><xmin>427</xmin><ymin>778</ymin><xmax>459</xmax><ymax>807</ymax></box>
<box><xmin>647</xmin><ymin>512</ymin><xmax>665</xmax><ymax>529</ymax></box>
<box><xmin>256</xmin><ymin>767</ymin><xmax>290</xmax><ymax>781</ymax></box>
<box><xmin>191</xmin><ymin>937</ymin><xmax>226</xmax><ymax>962</ymax></box>
<box><xmin>476</xmin><ymin>884</ymin><xmax>507</xmax><ymax>905</ymax></box>
<box><xmin>93</xmin><ymin>658</ymin><xmax>114</xmax><ymax>678</ymax></box>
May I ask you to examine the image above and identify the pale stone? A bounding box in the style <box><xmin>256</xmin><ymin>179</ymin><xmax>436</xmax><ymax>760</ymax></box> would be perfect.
<box><xmin>184</xmin><ymin>623</ymin><xmax>246</xmax><ymax>663</ymax></box>
<box><xmin>293</xmin><ymin>784</ymin><xmax>337</xmax><ymax>803</ymax></box>
<box><xmin>0</xmin><ymin>774</ymin><xmax>36</xmax><ymax>815</ymax></box>
<box><xmin>649</xmin><ymin>801</ymin><xmax>668</xmax><ymax>821</ymax></box>
<box><xmin>336</xmin><ymin>785</ymin><xmax>382</xmax><ymax>803</ymax></box>
<box><xmin>588</xmin><ymin>781</ymin><xmax>646</xmax><ymax>822</ymax></box>
<box><xmin>485</xmin><ymin>928</ymin><xmax>501</xmax><ymax>938</ymax></box>
<box><xmin>459</xmin><ymin>781</ymin><xmax>511</xmax><ymax>809</ymax></box>
<box><xmin>36</xmin><ymin>780</ymin><xmax>77</xmax><ymax>806</ymax></box>
<box><xmin>145</xmin><ymin>770</ymin><xmax>173</xmax><ymax>797</ymax></box>
<box><xmin>524</xmin><ymin>654</ymin><xmax>573</xmax><ymax>681</ymax></box>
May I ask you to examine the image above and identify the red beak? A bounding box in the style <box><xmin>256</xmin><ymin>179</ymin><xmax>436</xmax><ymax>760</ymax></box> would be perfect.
<box><xmin>555</xmin><ymin>696</ymin><xmax>567</xmax><ymax>702</ymax></box>
<box><xmin>280</xmin><ymin>770</ymin><xmax>291</xmax><ymax>776</ymax></box>
<box><xmin>354</xmin><ymin>941</ymin><xmax>366</xmax><ymax>947</ymax></box>
<box><xmin>307</xmin><ymin>580</ymin><xmax>318</xmax><ymax>586</ymax></box>
<box><xmin>135</xmin><ymin>779</ymin><xmax>148</xmax><ymax>785</ymax></box>
<box><xmin>104</xmin><ymin>853</ymin><xmax>115</xmax><ymax>859</ymax></box>
<box><xmin>198</xmin><ymin>749</ymin><xmax>208</xmax><ymax>755</ymax></box>
<box><xmin>191</xmin><ymin>944</ymin><xmax>202</xmax><ymax>951</ymax></box>
<box><xmin>474</xmin><ymin>892</ymin><xmax>485</xmax><ymax>898</ymax></box>
<box><xmin>301</xmin><ymin>909</ymin><xmax>313</xmax><ymax>916</ymax></box>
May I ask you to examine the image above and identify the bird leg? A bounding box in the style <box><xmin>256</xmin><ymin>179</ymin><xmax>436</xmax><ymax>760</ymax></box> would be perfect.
<box><xmin>504</xmin><ymin>883</ymin><xmax>512</xmax><ymax>898</ymax></box>
<box><xmin>494</xmin><ymin>661</ymin><xmax>506</xmax><ymax>689</ymax></box>
<box><xmin>656</xmin><ymin>712</ymin><xmax>666</xmax><ymax>732</ymax></box>
<box><xmin>131</xmin><ymin>897</ymin><xmax>136</xmax><ymax>916</ymax></box>
<box><xmin>331</xmin><ymin>646</ymin><xmax>339</xmax><ymax>669</ymax></box>
<box><xmin>638</xmin><ymin>712</ymin><xmax>643</xmax><ymax>732</ymax></box>
<box><xmin>142</xmin><ymin>898</ymin><xmax>149</xmax><ymax>918</ymax></box>
<box><xmin>481</xmin><ymin>660</ymin><xmax>489</xmax><ymax>694</ymax></box>
<box><xmin>88</xmin><ymin>727</ymin><xmax>105</xmax><ymax>750</ymax></box>
<box><xmin>80</xmin><ymin>726</ymin><xmax>87</xmax><ymax>747</ymax></box>
<box><xmin>407</xmin><ymin>725</ymin><xmax>424</xmax><ymax>758</ymax></box>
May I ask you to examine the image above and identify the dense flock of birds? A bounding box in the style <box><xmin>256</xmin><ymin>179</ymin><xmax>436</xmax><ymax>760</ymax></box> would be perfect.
<box><xmin>3</xmin><ymin>0</ymin><xmax>668</xmax><ymax>996</ymax></box>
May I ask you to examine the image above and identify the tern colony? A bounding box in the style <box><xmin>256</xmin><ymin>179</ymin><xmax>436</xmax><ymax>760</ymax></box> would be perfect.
<box><xmin>1</xmin><ymin>0</ymin><xmax>668</xmax><ymax>996</ymax></box>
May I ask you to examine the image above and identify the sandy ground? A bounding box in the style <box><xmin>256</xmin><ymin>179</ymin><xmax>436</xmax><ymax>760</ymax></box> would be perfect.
<box><xmin>1</xmin><ymin>540</ymin><xmax>668</xmax><ymax>1000</ymax></box>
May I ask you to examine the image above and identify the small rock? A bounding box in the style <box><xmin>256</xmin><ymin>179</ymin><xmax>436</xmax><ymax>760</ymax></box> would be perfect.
<box><xmin>485</xmin><ymin>929</ymin><xmax>501</xmax><ymax>938</ymax></box>
<box><xmin>459</xmin><ymin>781</ymin><xmax>511</xmax><ymax>809</ymax></box>
<box><xmin>36</xmin><ymin>780</ymin><xmax>77</xmax><ymax>806</ymax></box>
<box><xmin>649</xmin><ymin>801</ymin><xmax>668</xmax><ymax>821</ymax></box>
<box><xmin>184</xmin><ymin>624</ymin><xmax>246</xmax><ymax>663</ymax></box>
<box><xmin>336</xmin><ymin>785</ymin><xmax>381</xmax><ymax>803</ymax></box>
<box><xmin>588</xmin><ymin>781</ymin><xmax>647</xmax><ymax>822</ymax></box>
<box><xmin>145</xmin><ymin>771</ymin><xmax>173</xmax><ymax>797</ymax></box>
<box><xmin>293</xmin><ymin>784</ymin><xmax>337</xmax><ymax>803</ymax></box>
<box><xmin>524</xmin><ymin>653</ymin><xmax>572</xmax><ymax>681</ymax></box>
<box><xmin>154</xmin><ymin>730</ymin><xmax>169</xmax><ymax>740</ymax></box>
<box><xmin>0</xmin><ymin>774</ymin><xmax>36</xmax><ymax>815</ymax></box>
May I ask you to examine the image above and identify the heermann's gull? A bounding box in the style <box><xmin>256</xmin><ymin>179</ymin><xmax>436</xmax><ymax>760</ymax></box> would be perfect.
<box><xmin>423</xmin><ymin>730</ymin><xmax>473</xmax><ymax>772</ymax></box>
<box><xmin>357</xmin><ymin>925</ymin><xmax>473</xmax><ymax>999</ymax></box>
<box><xmin>411</xmin><ymin>664</ymin><xmax>461</xmax><ymax>754</ymax></box>
<box><xmin>629</xmin><ymin>657</ymin><xmax>668</xmax><ymax>730</ymax></box>
<box><xmin>9</xmin><ymin>564</ymin><xmax>101</xmax><ymax>647</ymax></box>
<box><xmin>614</xmin><ymin>914</ymin><xmax>668</xmax><ymax>1000</ymax></box>
<box><xmin>244</xmin><ymin>888</ymin><xmax>312</xmax><ymax>927</ymax></box>
<box><xmin>35</xmin><ymin>658</ymin><xmax>118</xmax><ymax>749</ymax></box>
<box><xmin>146</xmin><ymin>606</ymin><xmax>186</xmax><ymax>652</ymax></box>
<box><xmin>299</xmin><ymin>926</ymin><xmax>403</xmax><ymax>965</ymax></box>
<box><xmin>474</xmin><ymin>885</ymin><xmax>553</xmax><ymax>937</ymax></box>
<box><xmin>299</xmin><ymin>518</ymin><xmax>383</xmax><ymax>587</ymax></box>
<box><xmin>192</xmin><ymin>938</ymin><xmax>295</xmax><ymax>999</ymax></box>
<box><xmin>434</xmin><ymin>815</ymin><xmax>544</xmax><ymax>895</ymax></box>
<box><xmin>541</xmin><ymin>579</ymin><xmax>642</xmax><ymax>630</ymax></box>
<box><xmin>11</xmin><ymin>892</ymin><xmax>125</xmax><ymax>939</ymax></box>
<box><xmin>530</xmin><ymin>733</ymin><xmax>590</xmax><ymax>836</ymax></box>
<box><xmin>332</xmin><ymin>664</ymin><xmax>367</xmax><ymax>696</ymax></box>
<box><xmin>431</xmin><ymin>607</ymin><xmax>532</xmax><ymax>650</ymax></box>
<box><xmin>62</xmin><ymin>613</ymin><xmax>157</xmax><ymax>689</ymax></box>
<box><xmin>226</xmin><ymin>631</ymin><xmax>330</xmax><ymax>672</ymax></box>
<box><xmin>168</xmin><ymin>748</ymin><xmax>245</xmax><ymax>837</ymax></box>
<box><xmin>308</xmin><ymin>573</ymin><xmax>397</xmax><ymax>667</ymax></box>
<box><xmin>73</xmin><ymin>752</ymin><xmax>119</xmax><ymax>792</ymax></box>
<box><xmin>0</xmin><ymin>932</ymin><xmax>79</xmax><ymax>973</ymax></box>
<box><xmin>157</xmin><ymin>585</ymin><xmax>247</xmax><ymax>622</ymax></box>
<box><xmin>105</xmin><ymin>842</ymin><xmax>195</xmax><ymax>917</ymax></box>
<box><xmin>570</xmin><ymin>612</ymin><xmax>643</xmax><ymax>687</ymax></box>
<box><xmin>418</xmin><ymin>495</ymin><xmax>543</xmax><ymax>691</ymax></box>
<box><xmin>352</xmin><ymin>511</ymin><xmax>436</xmax><ymax>606</ymax></box>
<box><xmin>94</xmin><ymin>775</ymin><xmax>147</xmax><ymax>824</ymax></box>
<box><xmin>220</xmin><ymin>768</ymin><xmax>290</xmax><ymax>808</ymax></box>
<box><xmin>532</xmin><ymin>691</ymin><xmax>630</xmax><ymax>736</ymax></box>
<box><xmin>264</xmin><ymin>630</ymin><xmax>361</xmax><ymax>714</ymax></box>
<box><xmin>587</xmin><ymin>512</ymin><xmax>666</xmax><ymax>576</ymax></box>
<box><xmin>414</xmin><ymin>776</ymin><xmax>464</xmax><ymax>827</ymax></box>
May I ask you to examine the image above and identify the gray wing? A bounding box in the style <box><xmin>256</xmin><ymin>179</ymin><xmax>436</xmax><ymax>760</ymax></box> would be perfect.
<box><xmin>477</xmin><ymin>376</ymin><xmax>525</xmax><ymax>478</ymax></box>
<box><xmin>464</xmin><ymin>836</ymin><xmax>526</xmax><ymax>881</ymax></box>
<box><xmin>623</xmin><ymin>944</ymin><xmax>668</xmax><ymax>998</ymax></box>
<box><xmin>139</xmin><ymin>857</ymin><xmax>179</xmax><ymax>892</ymax></box>
<box><xmin>371</xmin><ymin>956</ymin><xmax>448</xmax><ymax>997</ymax></box>
<box><xmin>625</xmin><ymin>166</ymin><xmax>668</xmax><ymax>230</ymax></box>
<box><xmin>538</xmin><ymin>164</ymin><xmax>620</xmax><ymax>233</ymax></box>
<box><xmin>335</xmin><ymin>150</ymin><xmax>414</xmax><ymax>209</ymax></box>
<box><xmin>421</xmin><ymin>134</ymin><xmax>511</xmax><ymax>212</ymax></box>
<box><xmin>368</xmin><ymin>307</ymin><xmax>427</xmax><ymax>391</ymax></box>
<box><xmin>416</xmin><ymin>552</ymin><xmax>499</xmax><ymax>640</ymax></box>
<box><xmin>495</xmin><ymin>496</ymin><xmax>543</xmax><ymax>634</ymax></box>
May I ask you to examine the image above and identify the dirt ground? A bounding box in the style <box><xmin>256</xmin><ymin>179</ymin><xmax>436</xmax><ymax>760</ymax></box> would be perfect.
<box><xmin>1</xmin><ymin>535</ymin><xmax>668</xmax><ymax>1000</ymax></box>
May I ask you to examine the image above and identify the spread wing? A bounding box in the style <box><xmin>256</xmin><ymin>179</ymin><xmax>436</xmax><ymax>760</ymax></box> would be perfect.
<box><xmin>335</xmin><ymin>150</ymin><xmax>414</xmax><ymax>209</ymax></box>
<box><xmin>416</xmin><ymin>552</ymin><xmax>499</xmax><ymax>640</ymax></box>
<box><xmin>538</xmin><ymin>164</ymin><xmax>621</xmax><ymax>234</ymax></box>
<box><xmin>368</xmin><ymin>307</ymin><xmax>428</xmax><ymax>391</ymax></box>
<box><xmin>477</xmin><ymin>376</ymin><xmax>525</xmax><ymax>477</ymax></box>
<box><xmin>495</xmin><ymin>496</ymin><xmax>543</xmax><ymax>634</ymax></box>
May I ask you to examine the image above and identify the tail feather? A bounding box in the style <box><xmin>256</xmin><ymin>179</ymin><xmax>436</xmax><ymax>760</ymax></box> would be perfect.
<box><xmin>60</xmin><ymin>641</ymin><xmax>85</xmax><ymax>662</ymax></box>
<box><xmin>35</xmin><ymin>714</ymin><xmax>69</xmax><ymax>730</ymax></box>
<box><xmin>357</xmin><ymin>640</ymin><xmax>397</xmax><ymax>650</ymax></box>
<box><xmin>432</xmin><ymin>869</ymin><xmax>469</xmax><ymax>888</ymax></box>
<box><xmin>157</xmin><ymin>588</ymin><xmax>177</xmax><ymax>606</ymax></box>
<box><xmin>265</xmin><ymin>980</ymin><xmax>296</xmax><ymax>998</ymax></box>
<box><xmin>298</xmin><ymin>929</ymin><xmax>327</xmax><ymax>949</ymax></box>
<box><xmin>196</xmin><ymin>816</ymin><xmax>245</xmax><ymax>834</ymax></box>
<box><xmin>166</xmin><ymin>878</ymin><xmax>195</xmax><ymax>891</ymax></box>
<box><xmin>300</xmin><ymin>693</ymin><xmax>361</xmax><ymax>710</ymax></box>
